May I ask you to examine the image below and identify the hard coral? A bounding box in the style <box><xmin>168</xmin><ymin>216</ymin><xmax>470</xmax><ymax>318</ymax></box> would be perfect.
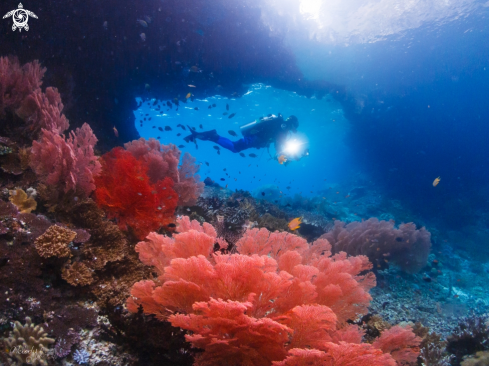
<box><xmin>94</xmin><ymin>147</ymin><xmax>179</xmax><ymax>239</ymax></box>
<box><xmin>9</xmin><ymin>188</ymin><xmax>37</xmax><ymax>213</ymax></box>
<box><xmin>321</xmin><ymin>218</ymin><xmax>431</xmax><ymax>273</ymax></box>
<box><xmin>34</xmin><ymin>224</ymin><xmax>76</xmax><ymax>258</ymax></box>
<box><xmin>61</xmin><ymin>261</ymin><xmax>94</xmax><ymax>286</ymax></box>
<box><xmin>30</xmin><ymin>123</ymin><xmax>101</xmax><ymax>196</ymax></box>
<box><xmin>4</xmin><ymin>316</ymin><xmax>55</xmax><ymax>366</ymax></box>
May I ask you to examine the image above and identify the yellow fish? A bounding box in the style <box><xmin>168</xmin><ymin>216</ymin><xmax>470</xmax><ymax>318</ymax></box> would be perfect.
<box><xmin>288</xmin><ymin>217</ymin><xmax>302</xmax><ymax>231</ymax></box>
<box><xmin>186</xmin><ymin>93</ymin><xmax>192</xmax><ymax>99</ymax></box>
<box><xmin>278</xmin><ymin>154</ymin><xmax>287</xmax><ymax>165</ymax></box>
<box><xmin>433</xmin><ymin>176</ymin><xmax>441</xmax><ymax>187</ymax></box>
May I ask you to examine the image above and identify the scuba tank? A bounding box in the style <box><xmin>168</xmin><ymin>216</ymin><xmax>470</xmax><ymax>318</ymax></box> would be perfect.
<box><xmin>240</xmin><ymin>114</ymin><xmax>283</xmax><ymax>137</ymax></box>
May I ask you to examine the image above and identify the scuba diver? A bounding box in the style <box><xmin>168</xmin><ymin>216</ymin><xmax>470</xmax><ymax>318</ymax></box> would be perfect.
<box><xmin>183</xmin><ymin>114</ymin><xmax>309</xmax><ymax>164</ymax></box>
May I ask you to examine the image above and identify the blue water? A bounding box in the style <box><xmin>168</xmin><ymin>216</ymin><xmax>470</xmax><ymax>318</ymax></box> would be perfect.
<box><xmin>135</xmin><ymin>84</ymin><xmax>354</xmax><ymax>197</ymax></box>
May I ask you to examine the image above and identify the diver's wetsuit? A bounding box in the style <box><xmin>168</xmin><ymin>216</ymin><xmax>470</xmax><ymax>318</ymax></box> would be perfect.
<box><xmin>185</xmin><ymin>115</ymin><xmax>289</xmax><ymax>153</ymax></box>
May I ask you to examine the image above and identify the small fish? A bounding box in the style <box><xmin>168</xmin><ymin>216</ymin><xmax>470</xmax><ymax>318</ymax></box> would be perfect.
<box><xmin>177</xmin><ymin>133</ymin><xmax>181</xmax><ymax>136</ymax></box>
<box><xmin>261</xmin><ymin>192</ymin><xmax>265</xmax><ymax>196</ymax></box>
<box><xmin>286</xmin><ymin>186</ymin><xmax>291</xmax><ymax>190</ymax></box>
<box><xmin>199</xmin><ymin>124</ymin><xmax>203</xmax><ymax>129</ymax></box>
<box><xmin>190</xmin><ymin>66</ymin><xmax>201</xmax><ymax>73</ymax></box>
<box><xmin>188</xmin><ymin>84</ymin><xmax>196</xmax><ymax>88</ymax></box>
<box><xmin>217</xmin><ymin>150</ymin><xmax>221</xmax><ymax>155</ymax></box>
<box><xmin>113</xmin><ymin>126</ymin><xmax>119</xmax><ymax>138</ymax></box>
<box><xmin>158</xmin><ymin>127</ymin><xmax>163</xmax><ymax>131</ymax></box>
<box><xmin>278</xmin><ymin>154</ymin><xmax>287</xmax><ymax>165</ymax></box>
<box><xmin>228</xmin><ymin>130</ymin><xmax>237</xmax><ymax>136</ymax></box>
<box><xmin>208</xmin><ymin>105</ymin><xmax>212</xmax><ymax>109</ymax></box>
<box><xmin>223</xmin><ymin>112</ymin><xmax>228</xmax><ymax>116</ymax></box>
<box><xmin>194</xmin><ymin>107</ymin><xmax>199</xmax><ymax>111</ymax></box>
<box><xmin>228</xmin><ymin>113</ymin><xmax>236</xmax><ymax>119</ymax></box>
<box><xmin>167</xmin><ymin>223</ymin><xmax>176</xmax><ymax>228</ymax></box>
<box><xmin>167</xmin><ymin>101</ymin><xmax>172</xmax><ymax>108</ymax></box>
<box><xmin>137</xmin><ymin>19</ymin><xmax>148</xmax><ymax>27</ymax></box>
<box><xmin>143</xmin><ymin>16</ymin><xmax>152</xmax><ymax>23</ymax></box>
<box><xmin>152</xmin><ymin>126</ymin><xmax>156</xmax><ymax>128</ymax></box>
<box><xmin>239</xmin><ymin>153</ymin><xmax>245</xmax><ymax>157</ymax></box>
<box><xmin>433</xmin><ymin>176</ymin><xmax>441</xmax><ymax>187</ymax></box>
<box><xmin>288</xmin><ymin>217</ymin><xmax>302</xmax><ymax>231</ymax></box>
<box><xmin>249</xmin><ymin>153</ymin><xmax>257</xmax><ymax>158</ymax></box>
<box><xmin>186</xmin><ymin>93</ymin><xmax>192</xmax><ymax>99</ymax></box>
<box><xmin>140</xmin><ymin>33</ymin><xmax>146</xmax><ymax>41</ymax></box>
<box><xmin>220</xmin><ymin>178</ymin><xmax>225</xmax><ymax>181</ymax></box>
<box><xmin>226</xmin><ymin>103</ymin><xmax>229</xmax><ymax>111</ymax></box>
<box><xmin>205</xmin><ymin>162</ymin><xmax>209</xmax><ymax>166</ymax></box>
<box><xmin>103</xmin><ymin>21</ymin><xmax>108</xmax><ymax>29</ymax></box>
<box><xmin>179</xmin><ymin>125</ymin><xmax>187</xmax><ymax>131</ymax></box>
<box><xmin>212</xmin><ymin>103</ymin><xmax>216</xmax><ymax>107</ymax></box>
<box><xmin>178</xmin><ymin>145</ymin><xmax>185</xmax><ymax>148</ymax></box>
<box><xmin>165</xmin><ymin>126</ymin><xmax>172</xmax><ymax>131</ymax></box>
<box><xmin>213</xmin><ymin>146</ymin><xmax>220</xmax><ymax>150</ymax></box>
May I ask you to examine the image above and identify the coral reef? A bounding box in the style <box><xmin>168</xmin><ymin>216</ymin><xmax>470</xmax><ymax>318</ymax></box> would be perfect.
<box><xmin>61</xmin><ymin>261</ymin><xmax>94</xmax><ymax>286</ymax></box>
<box><xmin>94</xmin><ymin>147</ymin><xmax>179</xmax><ymax>239</ymax></box>
<box><xmin>9</xmin><ymin>188</ymin><xmax>37</xmax><ymax>213</ymax></box>
<box><xmin>447</xmin><ymin>314</ymin><xmax>489</xmax><ymax>364</ymax></box>
<box><xmin>125</xmin><ymin>217</ymin><xmax>421</xmax><ymax>365</ymax></box>
<box><xmin>30</xmin><ymin>123</ymin><xmax>101</xmax><ymax>197</ymax></box>
<box><xmin>461</xmin><ymin>351</ymin><xmax>489</xmax><ymax>366</ymax></box>
<box><xmin>34</xmin><ymin>224</ymin><xmax>76</xmax><ymax>258</ymax></box>
<box><xmin>321</xmin><ymin>218</ymin><xmax>431</xmax><ymax>273</ymax></box>
<box><xmin>4</xmin><ymin>316</ymin><xmax>55</xmax><ymax>366</ymax></box>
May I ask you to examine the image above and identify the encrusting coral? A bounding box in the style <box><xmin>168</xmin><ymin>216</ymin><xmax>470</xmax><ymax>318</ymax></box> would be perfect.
<box><xmin>61</xmin><ymin>261</ymin><xmax>94</xmax><ymax>286</ymax></box>
<box><xmin>4</xmin><ymin>316</ymin><xmax>55</xmax><ymax>366</ymax></box>
<box><xmin>9</xmin><ymin>188</ymin><xmax>37</xmax><ymax>213</ymax></box>
<box><xmin>34</xmin><ymin>224</ymin><xmax>76</xmax><ymax>258</ymax></box>
<box><xmin>127</xmin><ymin>216</ymin><xmax>421</xmax><ymax>365</ymax></box>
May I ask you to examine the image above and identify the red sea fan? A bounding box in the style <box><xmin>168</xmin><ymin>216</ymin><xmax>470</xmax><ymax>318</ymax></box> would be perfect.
<box><xmin>124</xmin><ymin>138</ymin><xmax>204</xmax><ymax>206</ymax></box>
<box><xmin>29</xmin><ymin>123</ymin><xmax>101</xmax><ymax>196</ymax></box>
<box><xmin>94</xmin><ymin>147</ymin><xmax>178</xmax><ymax>239</ymax></box>
<box><xmin>372</xmin><ymin>325</ymin><xmax>422</xmax><ymax>365</ymax></box>
<box><xmin>169</xmin><ymin>298</ymin><xmax>291</xmax><ymax>366</ymax></box>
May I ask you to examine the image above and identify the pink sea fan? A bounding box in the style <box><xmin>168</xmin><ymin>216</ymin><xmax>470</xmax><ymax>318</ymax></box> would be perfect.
<box><xmin>174</xmin><ymin>152</ymin><xmax>205</xmax><ymax>206</ymax></box>
<box><xmin>30</xmin><ymin>123</ymin><xmax>101</xmax><ymax>196</ymax></box>
<box><xmin>0</xmin><ymin>56</ymin><xmax>46</xmax><ymax>114</ymax></box>
<box><xmin>16</xmin><ymin>87</ymin><xmax>69</xmax><ymax>134</ymax></box>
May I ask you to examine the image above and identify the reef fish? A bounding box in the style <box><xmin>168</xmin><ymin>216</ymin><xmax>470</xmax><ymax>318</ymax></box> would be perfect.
<box><xmin>228</xmin><ymin>130</ymin><xmax>237</xmax><ymax>136</ymax></box>
<box><xmin>278</xmin><ymin>154</ymin><xmax>287</xmax><ymax>165</ymax></box>
<box><xmin>288</xmin><ymin>217</ymin><xmax>302</xmax><ymax>231</ymax></box>
<box><xmin>186</xmin><ymin>93</ymin><xmax>192</xmax><ymax>99</ymax></box>
<box><xmin>164</xmin><ymin>126</ymin><xmax>172</xmax><ymax>131</ymax></box>
<box><xmin>137</xmin><ymin>19</ymin><xmax>148</xmax><ymax>27</ymax></box>
<box><xmin>239</xmin><ymin>153</ymin><xmax>245</xmax><ymax>157</ymax></box>
<box><xmin>433</xmin><ymin>176</ymin><xmax>441</xmax><ymax>187</ymax></box>
<box><xmin>249</xmin><ymin>153</ymin><xmax>257</xmax><ymax>158</ymax></box>
<box><xmin>178</xmin><ymin>145</ymin><xmax>185</xmax><ymax>148</ymax></box>
<box><xmin>213</xmin><ymin>146</ymin><xmax>220</xmax><ymax>150</ymax></box>
<box><xmin>228</xmin><ymin>113</ymin><xmax>236</xmax><ymax>119</ymax></box>
<box><xmin>113</xmin><ymin>126</ymin><xmax>119</xmax><ymax>138</ymax></box>
<box><xmin>226</xmin><ymin>103</ymin><xmax>229</xmax><ymax>111</ymax></box>
<box><xmin>158</xmin><ymin>127</ymin><xmax>163</xmax><ymax>131</ymax></box>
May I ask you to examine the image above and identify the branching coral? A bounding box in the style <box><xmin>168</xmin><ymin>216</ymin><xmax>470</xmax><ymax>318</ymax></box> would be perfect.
<box><xmin>321</xmin><ymin>218</ymin><xmax>431</xmax><ymax>273</ymax></box>
<box><xmin>34</xmin><ymin>224</ymin><xmax>76</xmax><ymax>258</ymax></box>
<box><xmin>30</xmin><ymin>123</ymin><xmax>101</xmax><ymax>196</ymax></box>
<box><xmin>4</xmin><ymin>317</ymin><xmax>55</xmax><ymax>366</ymax></box>
<box><xmin>94</xmin><ymin>147</ymin><xmax>179</xmax><ymax>239</ymax></box>
<box><xmin>125</xmin><ymin>217</ymin><xmax>415</xmax><ymax>365</ymax></box>
<box><xmin>9</xmin><ymin>188</ymin><xmax>37</xmax><ymax>213</ymax></box>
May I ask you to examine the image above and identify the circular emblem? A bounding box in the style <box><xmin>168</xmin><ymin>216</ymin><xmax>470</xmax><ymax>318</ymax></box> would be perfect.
<box><xmin>3</xmin><ymin>3</ymin><xmax>38</xmax><ymax>32</ymax></box>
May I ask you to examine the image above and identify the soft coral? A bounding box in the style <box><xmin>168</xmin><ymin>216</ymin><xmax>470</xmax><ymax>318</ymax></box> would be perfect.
<box><xmin>94</xmin><ymin>147</ymin><xmax>178</xmax><ymax>239</ymax></box>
